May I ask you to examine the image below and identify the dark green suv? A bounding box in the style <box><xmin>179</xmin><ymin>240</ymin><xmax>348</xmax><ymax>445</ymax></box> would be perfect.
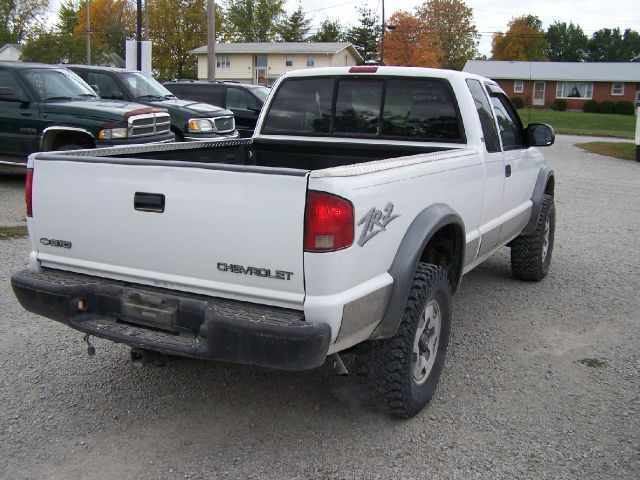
<box><xmin>0</xmin><ymin>61</ymin><xmax>174</xmax><ymax>168</ymax></box>
<box><xmin>68</xmin><ymin>65</ymin><xmax>237</xmax><ymax>142</ymax></box>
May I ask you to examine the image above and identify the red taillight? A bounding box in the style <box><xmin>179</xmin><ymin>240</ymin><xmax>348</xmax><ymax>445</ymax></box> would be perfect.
<box><xmin>25</xmin><ymin>168</ymin><xmax>33</xmax><ymax>217</ymax></box>
<box><xmin>304</xmin><ymin>191</ymin><xmax>354</xmax><ymax>252</ymax></box>
<box><xmin>349</xmin><ymin>66</ymin><xmax>379</xmax><ymax>73</ymax></box>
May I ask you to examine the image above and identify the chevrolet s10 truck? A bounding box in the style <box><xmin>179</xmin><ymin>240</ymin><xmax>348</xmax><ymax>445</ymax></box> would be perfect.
<box><xmin>12</xmin><ymin>66</ymin><xmax>556</xmax><ymax>418</ymax></box>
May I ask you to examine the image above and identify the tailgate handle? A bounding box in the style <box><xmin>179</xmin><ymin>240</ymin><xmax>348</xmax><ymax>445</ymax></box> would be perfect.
<box><xmin>134</xmin><ymin>192</ymin><xmax>165</xmax><ymax>213</ymax></box>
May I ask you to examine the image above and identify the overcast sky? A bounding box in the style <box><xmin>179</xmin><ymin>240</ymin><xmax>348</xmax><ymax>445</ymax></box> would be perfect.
<box><xmin>45</xmin><ymin>0</ymin><xmax>640</xmax><ymax>56</ymax></box>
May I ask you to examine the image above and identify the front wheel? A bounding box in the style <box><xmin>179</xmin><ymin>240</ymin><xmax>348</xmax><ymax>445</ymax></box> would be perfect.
<box><xmin>510</xmin><ymin>194</ymin><xmax>555</xmax><ymax>281</ymax></box>
<box><xmin>356</xmin><ymin>263</ymin><xmax>452</xmax><ymax>418</ymax></box>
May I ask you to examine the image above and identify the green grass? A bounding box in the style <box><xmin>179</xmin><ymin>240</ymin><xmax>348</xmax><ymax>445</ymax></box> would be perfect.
<box><xmin>517</xmin><ymin>109</ymin><xmax>636</xmax><ymax>139</ymax></box>
<box><xmin>575</xmin><ymin>142</ymin><xmax>636</xmax><ymax>161</ymax></box>
<box><xmin>0</xmin><ymin>225</ymin><xmax>28</xmax><ymax>240</ymax></box>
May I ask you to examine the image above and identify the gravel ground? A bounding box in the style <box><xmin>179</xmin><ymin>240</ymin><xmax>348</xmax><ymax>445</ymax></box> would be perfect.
<box><xmin>1</xmin><ymin>137</ymin><xmax>638</xmax><ymax>479</ymax></box>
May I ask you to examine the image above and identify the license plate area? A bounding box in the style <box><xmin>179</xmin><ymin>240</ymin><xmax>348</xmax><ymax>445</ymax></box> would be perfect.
<box><xmin>121</xmin><ymin>292</ymin><xmax>177</xmax><ymax>332</ymax></box>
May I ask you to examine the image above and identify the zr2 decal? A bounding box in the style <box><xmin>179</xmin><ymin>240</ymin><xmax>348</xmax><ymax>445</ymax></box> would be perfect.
<box><xmin>357</xmin><ymin>203</ymin><xmax>400</xmax><ymax>247</ymax></box>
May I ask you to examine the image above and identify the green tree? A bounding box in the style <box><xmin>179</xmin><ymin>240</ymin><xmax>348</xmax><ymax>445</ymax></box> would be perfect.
<box><xmin>492</xmin><ymin>15</ymin><xmax>548</xmax><ymax>61</ymax></box>
<box><xmin>545</xmin><ymin>21</ymin><xmax>588</xmax><ymax>61</ymax></box>
<box><xmin>587</xmin><ymin>27</ymin><xmax>640</xmax><ymax>61</ymax></box>
<box><xmin>310</xmin><ymin>18</ymin><xmax>344</xmax><ymax>42</ymax></box>
<box><xmin>346</xmin><ymin>5</ymin><xmax>380</xmax><ymax>63</ymax></box>
<box><xmin>224</xmin><ymin>0</ymin><xmax>285</xmax><ymax>42</ymax></box>
<box><xmin>0</xmin><ymin>0</ymin><xmax>49</xmax><ymax>44</ymax></box>
<box><xmin>75</xmin><ymin>0</ymin><xmax>135</xmax><ymax>59</ymax></box>
<box><xmin>416</xmin><ymin>0</ymin><xmax>479</xmax><ymax>70</ymax></box>
<box><xmin>278</xmin><ymin>4</ymin><xmax>311</xmax><ymax>42</ymax></box>
<box><xmin>56</xmin><ymin>0</ymin><xmax>80</xmax><ymax>34</ymax></box>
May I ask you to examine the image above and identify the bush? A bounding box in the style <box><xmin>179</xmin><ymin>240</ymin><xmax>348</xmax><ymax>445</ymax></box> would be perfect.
<box><xmin>599</xmin><ymin>101</ymin><xmax>615</xmax><ymax>114</ymax></box>
<box><xmin>614</xmin><ymin>101</ymin><xmax>635</xmax><ymax>115</ymax></box>
<box><xmin>510</xmin><ymin>97</ymin><xmax>524</xmax><ymax>109</ymax></box>
<box><xmin>583</xmin><ymin>100</ymin><xmax>599</xmax><ymax>113</ymax></box>
<box><xmin>550</xmin><ymin>99</ymin><xmax>567</xmax><ymax>111</ymax></box>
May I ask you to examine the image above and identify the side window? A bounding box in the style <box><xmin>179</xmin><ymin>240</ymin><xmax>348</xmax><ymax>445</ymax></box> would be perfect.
<box><xmin>382</xmin><ymin>78</ymin><xmax>462</xmax><ymax>141</ymax></box>
<box><xmin>227</xmin><ymin>87</ymin><xmax>258</xmax><ymax>110</ymax></box>
<box><xmin>262</xmin><ymin>78</ymin><xmax>332</xmax><ymax>134</ymax></box>
<box><xmin>490</xmin><ymin>94</ymin><xmax>524</xmax><ymax>150</ymax></box>
<box><xmin>334</xmin><ymin>79</ymin><xmax>383</xmax><ymax>135</ymax></box>
<box><xmin>0</xmin><ymin>69</ymin><xmax>25</xmax><ymax>97</ymax></box>
<box><xmin>466</xmin><ymin>79</ymin><xmax>500</xmax><ymax>153</ymax></box>
<box><xmin>86</xmin><ymin>72</ymin><xmax>120</xmax><ymax>99</ymax></box>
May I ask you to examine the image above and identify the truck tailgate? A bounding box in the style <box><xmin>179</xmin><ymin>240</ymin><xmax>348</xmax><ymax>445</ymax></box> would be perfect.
<box><xmin>29</xmin><ymin>157</ymin><xmax>308</xmax><ymax>309</ymax></box>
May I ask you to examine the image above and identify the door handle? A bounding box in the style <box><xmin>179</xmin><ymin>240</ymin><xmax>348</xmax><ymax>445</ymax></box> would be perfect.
<box><xmin>505</xmin><ymin>164</ymin><xmax>512</xmax><ymax>177</ymax></box>
<box><xmin>134</xmin><ymin>192</ymin><xmax>165</xmax><ymax>213</ymax></box>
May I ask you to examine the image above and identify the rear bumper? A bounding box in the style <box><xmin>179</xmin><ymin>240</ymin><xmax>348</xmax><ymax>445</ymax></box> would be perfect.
<box><xmin>11</xmin><ymin>268</ymin><xmax>331</xmax><ymax>370</ymax></box>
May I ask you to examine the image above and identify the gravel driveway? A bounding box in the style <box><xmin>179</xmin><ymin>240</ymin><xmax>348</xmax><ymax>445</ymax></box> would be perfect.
<box><xmin>1</xmin><ymin>137</ymin><xmax>638</xmax><ymax>479</ymax></box>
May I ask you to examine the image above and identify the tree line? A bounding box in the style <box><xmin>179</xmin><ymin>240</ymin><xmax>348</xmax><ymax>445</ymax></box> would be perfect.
<box><xmin>2</xmin><ymin>0</ymin><xmax>638</xmax><ymax>80</ymax></box>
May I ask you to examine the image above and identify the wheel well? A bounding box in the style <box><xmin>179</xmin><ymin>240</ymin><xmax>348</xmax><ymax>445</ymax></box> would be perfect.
<box><xmin>42</xmin><ymin>130</ymin><xmax>95</xmax><ymax>151</ymax></box>
<box><xmin>545</xmin><ymin>175</ymin><xmax>555</xmax><ymax>196</ymax></box>
<box><xmin>419</xmin><ymin>223</ymin><xmax>464</xmax><ymax>291</ymax></box>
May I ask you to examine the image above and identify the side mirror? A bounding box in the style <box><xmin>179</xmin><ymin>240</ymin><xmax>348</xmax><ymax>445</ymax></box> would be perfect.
<box><xmin>0</xmin><ymin>86</ymin><xmax>29</xmax><ymax>103</ymax></box>
<box><xmin>527</xmin><ymin>123</ymin><xmax>555</xmax><ymax>147</ymax></box>
<box><xmin>90</xmin><ymin>84</ymin><xmax>100</xmax><ymax>94</ymax></box>
<box><xmin>111</xmin><ymin>91</ymin><xmax>124</xmax><ymax>100</ymax></box>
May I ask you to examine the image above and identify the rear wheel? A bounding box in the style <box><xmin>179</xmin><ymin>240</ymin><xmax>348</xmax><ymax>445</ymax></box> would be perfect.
<box><xmin>510</xmin><ymin>194</ymin><xmax>555</xmax><ymax>281</ymax></box>
<box><xmin>356</xmin><ymin>263</ymin><xmax>452</xmax><ymax>418</ymax></box>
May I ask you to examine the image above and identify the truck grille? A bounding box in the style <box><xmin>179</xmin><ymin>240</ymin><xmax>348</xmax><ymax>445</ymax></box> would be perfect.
<box><xmin>128</xmin><ymin>112</ymin><xmax>171</xmax><ymax>138</ymax></box>
<box><xmin>214</xmin><ymin>116</ymin><xmax>235</xmax><ymax>133</ymax></box>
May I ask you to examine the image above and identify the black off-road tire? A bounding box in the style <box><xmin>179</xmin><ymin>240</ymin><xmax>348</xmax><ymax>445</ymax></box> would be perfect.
<box><xmin>355</xmin><ymin>263</ymin><xmax>452</xmax><ymax>418</ymax></box>
<box><xmin>510</xmin><ymin>194</ymin><xmax>555</xmax><ymax>281</ymax></box>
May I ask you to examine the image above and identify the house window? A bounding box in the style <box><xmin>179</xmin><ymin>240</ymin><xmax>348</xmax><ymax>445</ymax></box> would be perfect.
<box><xmin>556</xmin><ymin>82</ymin><xmax>593</xmax><ymax>100</ymax></box>
<box><xmin>514</xmin><ymin>80</ymin><xmax>523</xmax><ymax>93</ymax></box>
<box><xmin>285</xmin><ymin>56</ymin><xmax>293</xmax><ymax>67</ymax></box>
<box><xmin>611</xmin><ymin>83</ymin><xmax>624</xmax><ymax>96</ymax></box>
<box><xmin>216</xmin><ymin>55</ymin><xmax>230</xmax><ymax>68</ymax></box>
<box><xmin>636</xmin><ymin>90</ymin><xmax>640</xmax><ymax>104</ymax></box>
<box><xmin>306</xmin><ymin>55</ymin><xmax>314</xmax><ymax>67</ymax></box>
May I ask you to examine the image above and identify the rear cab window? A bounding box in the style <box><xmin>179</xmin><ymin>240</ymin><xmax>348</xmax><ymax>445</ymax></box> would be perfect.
<box><xmin>262</xmin><ymin>76</ymin><xmax>464</xmax><ymax>143</ymax></box>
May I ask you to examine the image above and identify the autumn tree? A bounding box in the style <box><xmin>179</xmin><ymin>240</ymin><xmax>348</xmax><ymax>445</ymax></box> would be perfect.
<box><xmin>311</xmin><ymin>19</ymin><xmax>344</xmax><ymax>42</ymax></box>
<box><xmin>224</xmin><ymin>0</ymin><xmax>285</xmax><ymax>42</ymax></box>
<box><xmin>278</xmin><ymin>4</ymin><xmax>311</xmax><ymax>42</ymax></box>
<box><xmin>75</xmin><ymin>0</ymin><xmax>135</xmax><ymax>60</ymax></box>
<box><xmin>383</xmin><ymin>10</ymin><xmax>439</xmax><ymax>67</ymax></box>
<box><xmin>416</xmin><ymin>0</ymin><xmax>478</xmax><ymax>70</ymax></box>
<box><xmin>492</xmin><ymin>15</ymin><xmax>548</xmax><ymax>61</ymax></box>
<box><xmin>148</xmin><ymin>0</ymin><xmax>222</xmax><ymax>79</ymax></box>
<box><xmin>346</xmin><ymin>5</ymin><xmax>381</xmax><ymax>63</ymax></box>
<box><xmin>0</xmin><ymin>0</ymin><xmax>49</xmax><ymax>44</ymax></box>
<box><xmin>545</xmin><ymin>21</ymin><xmax>588</xmax><ymax>61</ymax></box>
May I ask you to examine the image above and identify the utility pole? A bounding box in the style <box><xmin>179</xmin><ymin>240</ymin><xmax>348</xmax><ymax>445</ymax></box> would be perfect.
<box><xmin>85</xmin><ymin>0</ymin><xmax>90</xmax><ymax>64</ymax></box>
<box><xmin>380</xmin><ymin>0</ymin><xmax>385</xmax><ymax>65</ymax></box>
<box><xmin>207</xmin><ymin>0</ymin><xmax>216</xmax><ymax>80</ymax></box>
<box><xmin>136</xmin><ymin>0</ymin><xmax>142</xmax><ymax>70</ymax></box>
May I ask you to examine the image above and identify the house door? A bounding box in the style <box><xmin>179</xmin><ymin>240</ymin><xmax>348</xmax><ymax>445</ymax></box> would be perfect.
<box><xmin>533</xmin><ymin>81</ymin><xmax>545</xmax><ymax>106</ymax></box>
<box><xmin>254</xmin><ymin>55</ymin><xmax>268</xmax><ymax>86</ymax></box>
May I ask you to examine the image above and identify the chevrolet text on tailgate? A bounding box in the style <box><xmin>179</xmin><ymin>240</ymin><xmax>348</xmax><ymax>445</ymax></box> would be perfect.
<box><xmin>12</xmin><ymin>66</ymin><xmax>556</xmax><ymax>418</ymax></box>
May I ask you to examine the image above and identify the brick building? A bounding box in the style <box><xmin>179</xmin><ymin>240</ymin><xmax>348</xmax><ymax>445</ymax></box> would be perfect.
<box><xmin>463</xmin><ymin>60</ymin><xmax>640</xmax><ymax>110</ymax></box>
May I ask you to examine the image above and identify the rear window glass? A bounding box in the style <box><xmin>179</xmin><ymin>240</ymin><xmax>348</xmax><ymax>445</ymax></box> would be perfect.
<box><xmin>262</xmin><ymin>76</ymin><xmax>463</xmax><ymax>142</ymax></box>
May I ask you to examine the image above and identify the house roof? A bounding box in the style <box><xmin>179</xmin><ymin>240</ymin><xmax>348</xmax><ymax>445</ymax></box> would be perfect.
<box><xmin>0</xmin><ymin>43</ymin><xmax>23</xmax><ymax>53</ymax></box>
<box><xmin>190</xmin><ymin>42</ymin><xmax>363</xmax><ymax>62</ymax></box>
<box><xmin>463</xmin><ymin>60</ymin><xmax>640</xmax><ymax>83</ymax></box>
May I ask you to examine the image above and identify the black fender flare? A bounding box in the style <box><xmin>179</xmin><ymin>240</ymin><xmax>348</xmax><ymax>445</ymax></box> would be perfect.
<box><xmin>522</xmin><ymin>166</ymin><xmax>554</xmax><ymax>235</ymax></box>
<box><xmin>370</xmin><ymin>204</ymin><xmax>465</xmax><ymax>340</ymax></box>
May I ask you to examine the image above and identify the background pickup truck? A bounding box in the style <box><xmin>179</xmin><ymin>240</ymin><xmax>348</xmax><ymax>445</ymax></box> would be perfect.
<box><xmin>12</xmin><ymin>66</ymin><xmax>556</xmax><ymax>418</ymax></box>
<box><xmin>0</xmin><ymin>61</ymin><xmax>174</xmax><ymax>169</ymax></box>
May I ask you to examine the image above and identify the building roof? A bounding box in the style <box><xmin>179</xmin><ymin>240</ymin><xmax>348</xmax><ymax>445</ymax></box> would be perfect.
<box><xmin>463</xmin><ymin>60</ymin><xmax>640</xmax><ymax>82</ymax></box>
<box><xmin>190</xmin><ymin>42</ymin><xmax>363</xmax><ymax>62</ymax></box>
<box><xmin>0</xmin><ymin>43</ymin><xmax>23</xmax><ymax>53</ymax></box>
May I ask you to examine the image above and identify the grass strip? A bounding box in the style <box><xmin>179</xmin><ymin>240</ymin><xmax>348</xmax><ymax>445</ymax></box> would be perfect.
<box><xmin>576</xmin><ymin>142</ymin><xmax>636</xmax><ymax>161</ymax></box>
<box><xmin>517</xmin><ymin>109</ymin><xmax>635</xmax><ymax>139</ymax></box>
<box><xmin>0</xmin><ymin>225</ymin><xmax>28</xmax><ymax>240</ymax></box>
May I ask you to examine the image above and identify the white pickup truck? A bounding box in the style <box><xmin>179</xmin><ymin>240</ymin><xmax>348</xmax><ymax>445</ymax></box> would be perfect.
<box><xmin>12</xmin><ymin>66</ymin><xmax>556</xmax><ymax>418</ymax></box>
